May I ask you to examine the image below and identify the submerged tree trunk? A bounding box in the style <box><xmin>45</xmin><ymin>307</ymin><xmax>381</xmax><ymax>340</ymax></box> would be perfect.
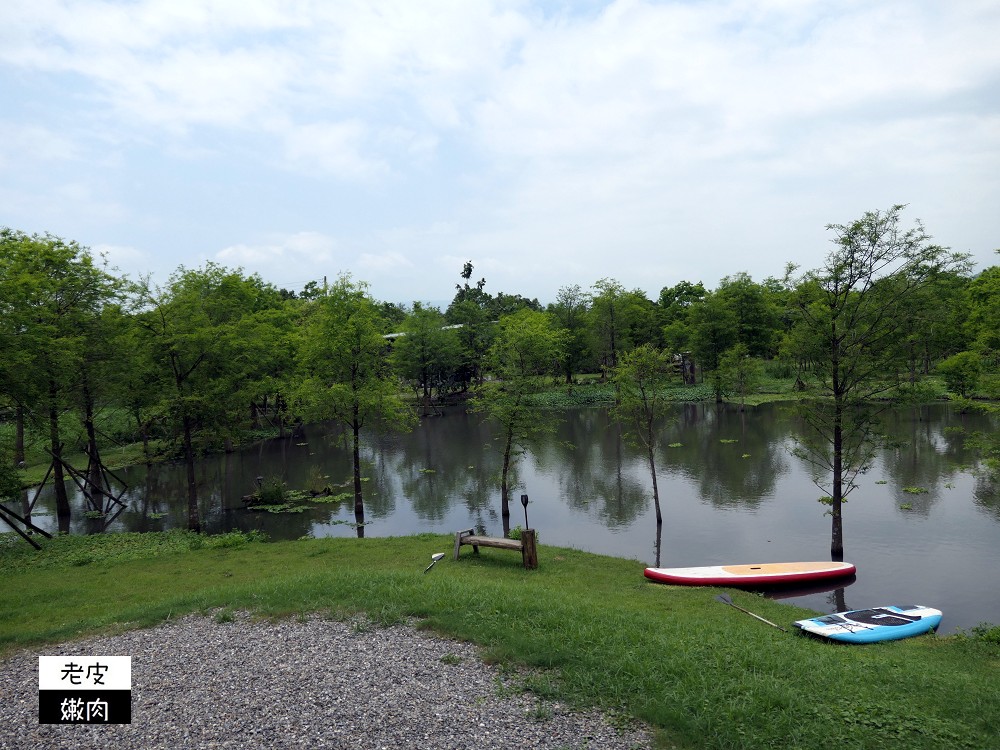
<box><xmin>183</xmin><ymin>415</ymin><xmax>201</xmax><ymax>532</ymax></box>
<box><xmin>48</xmin><ymin>380</ymin><xmax>71</xmax><ymax>522</ymax></box>
<box><xmin>647</xmin><ymin>442</ymin><xmax>662</xmax><ymax>525</ymax></box>
<box><xmin>14</xmin><ymin>403</ymin><xmax>25</xmax><ymax>466</ymax></box>
<box><xmin>500</xmin><ymin>429</ymin><xmax>514</xmax><ymax>537</ymax></box>
<box><xmin>351</xmin><ymin>421</ymin><xmax>364</xmax><ymax>516</ymax></box>
<box><xmin>141</xmin><ymin>421</ymin><xmax>152</xmax><ymax>467</ymax></box>
<box><xmin>351</xmin><ymin>403</ymin><xmax>365</xmax><ymax>538</ymax></box>
<box><xmin>82</xmin><ymin>378</ymin><xmax>104</xmax><ymax>507</ymax></box>
<box><xmin>831</xmin><ymin>398</ymin><xmax>845</xmax><ymax>559</ymax></box>
<box><xmin>500</xmin><ymin>425</ymin><xmax>514</xmax><ymax>536</ymax></box>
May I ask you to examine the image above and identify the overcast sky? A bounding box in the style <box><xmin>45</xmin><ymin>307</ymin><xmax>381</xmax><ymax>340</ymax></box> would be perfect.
<box><xmin>2</xmin><ymin>0</ymin><xmax>998</xmax><ymax>306</ymax></box>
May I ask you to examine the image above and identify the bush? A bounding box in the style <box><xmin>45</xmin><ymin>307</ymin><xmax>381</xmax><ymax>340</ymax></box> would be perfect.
<box><xmin>256</xmin><ymin>476</ymin><xmax>288</xmax><ymax>505</ymax></box>
<box><xmin>937</xmin><ymin>351</ymin><xmax>983</xmax><ymax>398</ymax></box>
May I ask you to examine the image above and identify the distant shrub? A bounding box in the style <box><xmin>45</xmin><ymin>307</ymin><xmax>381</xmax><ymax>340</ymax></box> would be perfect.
<box><xmin>256</xmin><ymin>476</ymin><xmax>288</xmax><ymax>504</ymax></box>
<box><xmin>937</xmin><ymin>351</ymin><xmax>983</xmax><ymax>398</ymax></box>
<box><xmin>206</xmin><ymin>529</ymin><xmax>268</xmax><ymax>548</ymax></box>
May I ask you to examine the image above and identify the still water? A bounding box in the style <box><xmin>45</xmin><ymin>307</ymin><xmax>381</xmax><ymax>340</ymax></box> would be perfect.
<box><xmin>19</xmin><ymin>403</ymin><xmax>1000</xmax><ymax>632</ymax></box>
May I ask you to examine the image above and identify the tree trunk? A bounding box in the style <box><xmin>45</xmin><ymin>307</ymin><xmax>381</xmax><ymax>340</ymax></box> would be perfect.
<box><xmin>831</xmin><ymin>402</ymin><xmax>845</xmax><ymax>559</ymax></box>
<box><xmin>82</xmin><ymin>378</ymin><xmax>104</xmax><ymax>508</ymax></box>
<box><xmin>500</xmin><ymin>426</ymin><xmax>513</xmax><ymax>535</ymax></box>
<box><xmin>141</xmin><ymin>421</ymin><xmax>152</xmax><ymax>467</ymax></box>
<box><xmin>830</xmin><ymin>324</ymin><xmax>844</xmax><ymax>559</ymax></box>
<box><xmin>183</xmin><ymin>415</ymin><xmax>201</xmax><ymax>532</ymax></box>
<box><xmin>14</xmin><ymin>403</ymin><xmax>25</xmax><ymax>466</ymax></box>
<box><xmin>48</xmin><ymin>380</ymin><xmax>71</xmax><ymax>522</ymax></box>
<box><xmin>608</xmin><ymin>304</ymin><xmax>618</xmax><ymax>371</ymax></box>
<box><xmin>352</xmin><ymin>405</ymin><xmax>364</xmax><ymax>518</ymax></box>
<box><xmin>647</xmin><ymin>443</ymin><xmax>662</xmax><ymax>524</ymax></box>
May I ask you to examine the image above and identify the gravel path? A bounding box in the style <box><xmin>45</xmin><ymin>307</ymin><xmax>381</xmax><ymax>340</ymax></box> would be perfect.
<box><xmin>0</xmin><ymin>613</ymin><xmax>652</xmax><ymax>749</ymax></box>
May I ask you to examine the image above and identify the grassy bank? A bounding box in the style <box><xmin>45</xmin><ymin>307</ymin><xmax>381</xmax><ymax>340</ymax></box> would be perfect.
<box><xmin>2</xmin><ymin>531</ymin><xmax>997</xmax><ymax>749</ymax></box>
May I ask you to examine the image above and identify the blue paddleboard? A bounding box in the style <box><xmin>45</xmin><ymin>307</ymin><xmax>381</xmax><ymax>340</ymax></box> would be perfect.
<box><xmin>793</xmin><ymin>604</ymin><xmax>942</xmax><ymax>644</ymax></box>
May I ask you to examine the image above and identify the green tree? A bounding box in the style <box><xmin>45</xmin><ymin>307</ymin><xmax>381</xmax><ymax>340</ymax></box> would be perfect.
<box><xmin>548</xmin><ymin>284</ymin><xmax>590</xmax><ymax>383</ymax></box>
<box><xmin>0</xmin><ymin>229</ymin><xmax>124</xmax><ymax>526</ymax></box>
<box><xmin>75</xmin><ymin>303</ymin><xmax>132</xmax><ymax>510</ymax></box>
<box><xmin>297</xmin><ymin>275</ymin><xmax>415</xmax><ymax>528</ymax></box>
<box><xmin>446</xmin><ymin>262</ymin><xmax>494</xmax><ymax>389</ymax></box>
<box><xmin>611</xmin><ymin>344</ymin><xmax>675</xmax><ymax>525</ymax></box>
<box><xmin>658</xmin><ymin>280</ymin><xmax>707</xmax><ymax>322</ymax></box>
<box><xmin>136</xmin><ymin>263</ymin><xmax>289</xmax><ymax>531</ymax></box>
<box><xmin>658</xmin><ymin>280</ymin><xmax>706</xmax><ymax>384</ymax></box>
<box><xmin>473</xmin><ymin>309</ymin><xmax>565</xmax><ymax>532</ymax></box>
<box><xmin>788</xmin><ymin>205</ymin><xmax>969</xmax><ymax>557</ymax></box>
<box><xmin>937</xmin><ymin>351</ymin><xmax>983</xmax><ymax>399</ymax></box>
<box><xmin>588</xmin><ymin>279</ymin><xmax>656</xmax><ymax>375</ymax></box>
<box><xmin>377</xmin><ymin>301</ymin><xmax>409</xmax><ymax>332</ymax></box>
<box><xmin>714</xmin><ymin>272</ymin><xmax>781</xmax><ymax>358</ymax></box>
<box><xmin>488</xmin><ymin>292</ymin><xmax>542</xmax><ymax>318</ymax></box>
<box><xmin>718</xmin><ymin>343</ymin><xmax>763</xmax><ymax>411</ymax></box>
<box><xmin>688</xmin><ymin>292</ymin><xmax>738</xmax><ymax>399</ymax></box>
<box><xmin>965</xmin><ymin>258</ymin><xmax>1000</xmax><ymax>364</ymax></box>
<box><xmin>892</xmin><ymin>270</ymin><xmax>971</xmax><ymax>381</ymax></box>
<box><xmin>390</xmin><ymin>304</ymin><xmax>461</xmax><ymax>414</ymax></box>
<box><xmin>0</xmin><ymin>434</ymin><xmax>20</xmax><ymax>499</ymax></box>
<box><xmin>111</xmin><ymin>306</ymin><xmax>164</xmax><ymax>465</ymax></box>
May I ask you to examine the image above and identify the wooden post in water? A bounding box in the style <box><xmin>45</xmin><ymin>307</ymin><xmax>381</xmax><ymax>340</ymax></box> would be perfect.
<box><xmin>521</xmin><ymin>529</ymin><xmax>538</xmax><ymax>570</ymax></box>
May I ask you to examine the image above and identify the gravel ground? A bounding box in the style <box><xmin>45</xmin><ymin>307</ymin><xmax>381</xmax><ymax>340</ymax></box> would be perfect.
<box><xmin>0</xmin><ymin>613</ymin><xmax>652</xmax><ymax>750</ymax></box>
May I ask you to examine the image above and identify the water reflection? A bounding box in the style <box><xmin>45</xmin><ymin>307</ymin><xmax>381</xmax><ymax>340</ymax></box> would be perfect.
<box><xmin>15</xmin><ymin>402</ymin><xmax>1000</xmax><ymax>631</ymax></box>
<box><xmin>658</xmin><ymin>403</ymin><xmax>791</xmax><ymax>509</ymax></box>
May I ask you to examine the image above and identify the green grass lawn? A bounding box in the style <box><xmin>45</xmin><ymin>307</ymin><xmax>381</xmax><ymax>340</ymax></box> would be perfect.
<box><xmin>2</xmin><ymin>530</ymin><xmax>997</xmax><ymax>749</ymax></box>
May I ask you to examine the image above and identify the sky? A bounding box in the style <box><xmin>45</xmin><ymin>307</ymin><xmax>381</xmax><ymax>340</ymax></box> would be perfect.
<box><xmin>2</xmin><ymin>0</ymin><xmax>999</xmax><ymax>307</ymax></box>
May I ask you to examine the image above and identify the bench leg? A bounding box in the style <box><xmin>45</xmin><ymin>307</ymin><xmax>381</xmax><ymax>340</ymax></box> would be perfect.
<box><xmin>521</xmin><ymin>529</ymin><xmax>538</xmax><ymax>570</ymax></box>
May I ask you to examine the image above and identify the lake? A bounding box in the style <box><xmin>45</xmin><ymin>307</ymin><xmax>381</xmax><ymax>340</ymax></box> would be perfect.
<box><xmin>17</xmin><ymin>402</ymin><xmax>1000</xmax><ymax>632</ymax></box>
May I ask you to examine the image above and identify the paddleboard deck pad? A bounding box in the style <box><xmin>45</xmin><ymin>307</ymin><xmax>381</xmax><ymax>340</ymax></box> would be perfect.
<box><xmin>643</xmin><ymin>561</ymin><xmax>856</xmax><ymax>587</ymax></box>
<box><xmin>793</xmin><ymin>605</ymin><xmax>942</xmax><ymax>644</ymax></box>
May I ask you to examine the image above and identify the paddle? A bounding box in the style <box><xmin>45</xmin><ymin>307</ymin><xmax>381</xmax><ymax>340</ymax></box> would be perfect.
<box><xmin>423</xmin><ymin>552</ymin><xmax>445</xmax><ymax>573</ymax></box>
<box><xmin>715</xmin><ymin>593</ymin><xmax>788</xmax><ymax>632</ymax></box>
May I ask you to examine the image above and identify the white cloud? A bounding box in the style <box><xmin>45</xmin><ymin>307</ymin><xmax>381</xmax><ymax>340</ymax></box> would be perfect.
<box><xmin>0</xmin><ymin>122</ymin><xmax>78</xmax><ymax>166</ymax></box>
<box><xmin>213</xmin><ymin>231</ymin><xmax>343</xmax><ymax>290</ymax></box>
<box><xmin>1</xmin><ymin>1</ymin><xmax>997</xmax><ymax>303</ymax></box>
<box><xmin>357</xmin><ymin>251</ymin><xmax>415</xmax><ymax>273</ymax></box>
<box><xmin>218</xmin><ymin>231</ymin><xmax>335</xmax><ymax>266</ymax></box>
<box><xmin>279</xmin><ymin>120</ymin><xmax>389</xmax><ymax>180</ymax></box>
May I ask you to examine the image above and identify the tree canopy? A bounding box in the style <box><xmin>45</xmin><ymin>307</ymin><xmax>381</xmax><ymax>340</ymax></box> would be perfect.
<box><xmin>3</xmin><ymin>209</ymin><xmax>996</xmax><ymax>536</ymax></box>
<box><xmin>787</xmin><ymin>205</ymin><xmax>971</xmax><ymax>557</ymax></box>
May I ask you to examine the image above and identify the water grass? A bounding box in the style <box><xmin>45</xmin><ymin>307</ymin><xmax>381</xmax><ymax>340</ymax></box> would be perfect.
<box><xmin>2</xmin><ymin>531</ymin><xmax>997</xmax><ymax>749</ymax></box>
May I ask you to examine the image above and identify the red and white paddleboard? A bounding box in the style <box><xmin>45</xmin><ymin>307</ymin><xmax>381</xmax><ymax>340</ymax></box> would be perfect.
<box><xmin>644</xmin><ymin>561</ymin><xmax>856</xmax><ymax>587</ymax></box>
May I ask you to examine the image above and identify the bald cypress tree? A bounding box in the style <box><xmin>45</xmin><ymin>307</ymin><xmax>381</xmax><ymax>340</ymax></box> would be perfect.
<box><xmin>789</xmin><ymin>206</ymin><xmax>969</xmax><ymax>558</ymax></box>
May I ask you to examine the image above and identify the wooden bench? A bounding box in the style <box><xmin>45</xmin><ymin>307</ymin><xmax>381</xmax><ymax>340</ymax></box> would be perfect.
<box><xmin>453</xmin><ymin>528</ymin><xmax>538</xmax><ymax>569</ymax></box>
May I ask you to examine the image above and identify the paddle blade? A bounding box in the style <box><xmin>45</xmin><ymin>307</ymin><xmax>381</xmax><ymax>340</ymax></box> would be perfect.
<box><xmin>423</xmin><ymin>552</ymin><xmax>446</xmax><ymax>573</ymax></box>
